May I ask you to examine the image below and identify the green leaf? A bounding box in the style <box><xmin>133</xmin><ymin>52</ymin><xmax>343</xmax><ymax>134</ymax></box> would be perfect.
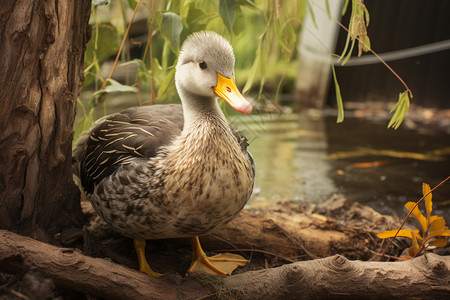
<box><xmin>84</xmin><ymin>24</ymin><xmax>119</xmax><ymax>86</ymax></box>
<box><xmin>405</xmin><ymin>202</ymin><xmax>428</xmax><ymax>234</ymax></box>
<box><xmin>73</xmin><ymin>100</ymin><xmax>95</xmax><ymax>144</ymax></box>
<box><xmin>219</xmin><ymin>0</ymin><xmax>237</xmax><ymax>34</ymax></box>
<box><xmin>325</xmin><ymin>0</ymin><xmax>331</xmax><ymax>17</ymax></box>
<box><xmin>236</xmin><ymin>0</ymin><xmax>258</xmax><ymax>9</ymax></box>
<box><xmin>389</xmin><ymin>94</ymin><xmax>402</xmax><ymax>113</ymax></box>
<box><xmin>298</xmin><ymin>0</ymin><xmax>307</xmax><ymax>20</ymax></box>
<box><xmin>338</xmin><ymin>32</ymin><xmax>352</xmax><ymax>63</ymax></box>
<box><xmin>93</xmin><ymin>79</ymin><xmax>138</xmax><ymax>96</ymax></box>
<box><xmin>181</xmin><ymin>0</ymin><xmax>210</xmax><ymax>27</ymax></box>
<box><xmin>422</xmin><ymin>183</ymin><xmax>433</xmax><ymax>220</ymax></box>
<box><xmin>341</xmin><ymin>38</ymin><xmax>356</xmax><ymax>65</ymax></box>
<box><xmin>388</xmin><ymin>91</ymin><xmax>410</xmax><ymax>129</ymax></box>
<box><xmin>363</xmin><ymin>4</ymin><xmax>370</xmax><ymax>25</ymax></box>
<box><xmin>127</xmin><ymin>0</ymin><xmax>138</xmax><ymax>10</ymax></box>
<box><xmin>307</xmin><ymin>1</ymin><xmax>318</xmax><ymax>29</ymax></box>
<box><xmin>159</xmin><ymin>12</ymin><xmax>184</xmax><ymax>53</ymax></box>
<box><xmin>341</xmin><ymin>0</ymin><xmax>350</xmax><ymax>15</ymax></box>
<box><xmin>232</xmin><ymin>5</ymin><xmax>245</xmax><ymax>36</ymax></box>
<box><xmin>363</xmin><ymin>35</ymin><xmax>371</xmax><ymax>52</ymax></box>
<box><xmin>389</xmin><ymin>99</ymin><xmax>406</xmax><ymax>128</ymax></box>
<box><xmin>274</xmin><ymin>20</ymin><xmax>291</xmax><ymax>54</ymax></box>
<box><xmin>205</xmin><ymin>16</ymin><xmax>228</xmax><ymax>37</ymax></box>
<box><xmin>243</xmin><ymin>42</ymin><xmax>262</xmax><ymax>94</ymax></box>
<box><xmin>331</xmin><ymin>58</ymin><xmax>344</xmax><ymax>123</ymax></box>
<box><xmin>157</xmin><ymin>68</ymin><xmax>176</xmax><ymax>97</ymax></box>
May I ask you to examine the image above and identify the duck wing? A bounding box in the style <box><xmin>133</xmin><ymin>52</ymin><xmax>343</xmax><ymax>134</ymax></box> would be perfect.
<box><xmin>73</xmin><ymin>104</ymin><xmax>184</xmax><ymax>194</ymax></box>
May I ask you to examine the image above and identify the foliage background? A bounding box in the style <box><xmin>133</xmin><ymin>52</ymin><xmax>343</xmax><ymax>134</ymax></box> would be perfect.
<box><xmin>76</xmin><ymin>0</ymin><xmax>409</xmax><ymax>142</ymax></box>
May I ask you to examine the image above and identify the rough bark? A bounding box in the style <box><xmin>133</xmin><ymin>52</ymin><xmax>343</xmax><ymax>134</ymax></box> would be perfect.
<box><xmin>0</xmin><ymin>0</ymin><xmax>91</xmax><ymax>242</ymax></box>
<box><xmin>1</xmin><ymin>230</ymin><xmax>448</xmax><ymax>300</ymax></box>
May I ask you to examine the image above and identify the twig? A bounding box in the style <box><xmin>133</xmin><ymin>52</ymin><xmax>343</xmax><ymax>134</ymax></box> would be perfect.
<box><xmin>9</xmin><ymin>290</ymin><xmax>30</xmax><ymax>300</ymax></box>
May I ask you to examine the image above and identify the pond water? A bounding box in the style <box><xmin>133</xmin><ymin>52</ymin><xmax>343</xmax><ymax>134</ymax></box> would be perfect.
<box><xmin>232</xmin><ymin>111</ymin><xmax>450</xmax><ymax>220</ymax></box>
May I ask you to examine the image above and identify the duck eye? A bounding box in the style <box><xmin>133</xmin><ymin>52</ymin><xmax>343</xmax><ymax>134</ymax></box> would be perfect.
<box><xmin>199</xmin><ymin>61</ymin><xmax>207</xmax><ymax>70</ymax></box>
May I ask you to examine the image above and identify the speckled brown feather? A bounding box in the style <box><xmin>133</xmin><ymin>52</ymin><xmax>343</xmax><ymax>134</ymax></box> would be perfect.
<box><xmin>75</xmin><ymin>104</ymin><xmax>183</xmax><ymax>194</ymax></box>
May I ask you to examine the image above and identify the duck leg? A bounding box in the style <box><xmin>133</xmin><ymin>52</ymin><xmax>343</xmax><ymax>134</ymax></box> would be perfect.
<box><xmin>133</xmin><ymin>239</ymin><xmax>163</xmax><ymax>277</ymax></box>
<box><xmin>187</xmin><ymin>236</ymin><xmax>247</xmax><ymax>276</ymax></box>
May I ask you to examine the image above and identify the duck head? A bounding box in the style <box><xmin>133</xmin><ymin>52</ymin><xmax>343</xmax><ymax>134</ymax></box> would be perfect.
<box><xmin>175</xmin><ymin>31</ymin><xmax>252</xmax><ymax>115</ymax></box>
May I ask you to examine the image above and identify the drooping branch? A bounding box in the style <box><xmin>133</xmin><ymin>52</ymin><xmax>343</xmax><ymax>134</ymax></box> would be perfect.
<box><xmin>1</xmin><ymin>229</ymin><xmax>448</xmax><ymax>300</ymax></box>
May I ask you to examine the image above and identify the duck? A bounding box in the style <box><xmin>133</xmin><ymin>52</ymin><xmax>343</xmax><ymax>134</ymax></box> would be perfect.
<box><xmin>73</xmin><ymin>31</ymin><xmax>255</xmax><ymax>276</ymax></box>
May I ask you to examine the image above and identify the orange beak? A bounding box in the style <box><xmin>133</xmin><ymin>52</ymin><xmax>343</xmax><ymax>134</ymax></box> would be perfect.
<box><xmin>213</xmin><ymin>73</ymin><xmax>252</xmax><ymax>114</ymax></box>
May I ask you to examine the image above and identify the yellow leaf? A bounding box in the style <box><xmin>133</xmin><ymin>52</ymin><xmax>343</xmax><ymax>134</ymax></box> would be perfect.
<box><xmin>422</xmin><ymin>183</ymin><xmax>432</xmax><ymax>220</ymax></box>
<box><xmin>405</xmin><ymin>202</ymin><xmax>427</xmax><ymax>234</ymax></box>
<box><xmin>377</xmin><ymin>229</ymin><xmax>412</xmax><ymax>239</ymax></box>
<box><xmin>427</xmin><ymin>238</ymin><xmax>447</xmax><ymax>248</ymax></box>
<box><xmin>429</xmin><ymin>215</ymin><xmax>441</xmax><ymax>223</ymax></box>
<box><xmin>425</xmin><ymin>227</ymin><xmax>450</xmax><ymax>241</ymax></box>
<box><xmin>410</xmin><ymin>233</ymin><xmax>421</xmax><ymax>257</ymax></box>
<box><xmin>430</xmin><ymin>217</ymin><xmax>446</xmax><ymax>233</ymax></box>
<box><xmin>412</xmin><ymin>229</ymin><xmax>423</xmax><ymax>241</ymax></box>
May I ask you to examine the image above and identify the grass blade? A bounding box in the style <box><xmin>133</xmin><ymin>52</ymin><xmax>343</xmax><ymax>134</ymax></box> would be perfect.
<box><xmin>331</xmin><ymin>58</ymin><xmax>344</xmax><ymax>123</ymax></box>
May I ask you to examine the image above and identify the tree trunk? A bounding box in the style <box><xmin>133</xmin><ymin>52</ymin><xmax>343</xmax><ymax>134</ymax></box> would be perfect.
<box><xmin>1</xmin><ymin>230</ymin><xmax>448</xmax><ymax>300</ymax></box>
<box><xmin>0</xmin><ymin>0</ymin><xmax>91</xmax><ymax>242</ymax></box>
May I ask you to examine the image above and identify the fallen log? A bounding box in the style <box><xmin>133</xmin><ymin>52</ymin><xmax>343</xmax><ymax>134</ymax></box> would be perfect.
<box><xmin>1</xmin><ymin>229</ymin><xmax>449</xmax><ymax>300</ymax></box>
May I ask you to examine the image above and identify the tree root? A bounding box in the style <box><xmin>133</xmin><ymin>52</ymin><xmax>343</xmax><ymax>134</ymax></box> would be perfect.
<box><xmin>1</xmin><ymin>229</ymin><xmax>449</xmax><ymax>300</ymax></box>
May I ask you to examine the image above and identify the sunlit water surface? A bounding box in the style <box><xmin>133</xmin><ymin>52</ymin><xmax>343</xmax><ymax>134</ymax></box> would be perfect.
<box><xmin>233</xmin><ymin>112</ymin><xmax>450</xmax><ymax>220</ymax></box>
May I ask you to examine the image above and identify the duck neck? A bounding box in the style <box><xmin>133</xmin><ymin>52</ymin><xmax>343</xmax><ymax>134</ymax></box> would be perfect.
<box><xmin>179</xmin><ymin>90</ymin><xmax>227</xmax><ymax>130</ymax></box>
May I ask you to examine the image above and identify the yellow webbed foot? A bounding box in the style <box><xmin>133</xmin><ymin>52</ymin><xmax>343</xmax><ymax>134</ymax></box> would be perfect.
<box><xmin>187</xmin><ymin>236</ymin><xmax>247</xmax><ymax>276</ymax></box>
<box><xmin>134</xmin><ymin>239</ymin><xmax>163</xmax><ymax>277</ymax></box>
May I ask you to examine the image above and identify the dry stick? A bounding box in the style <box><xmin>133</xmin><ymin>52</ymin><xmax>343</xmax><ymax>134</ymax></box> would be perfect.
<box><xmin>379</xmin><ymin>175</ymin><xmax>450</xmax><ymax>261</ymax></box>
<box><xmin>97</xmin><ymin>0</ymin><xmax>143</xmax><ymax>107</ymax></box>
<box><xmin>310</xmin><ymin>0</ymin><xmax>413</xmax><ymax>98</ymax></box>
<box><xmin>137</xmin><ymin>0</ymin><xmax>156</xmax><ymax>106</ymax></box>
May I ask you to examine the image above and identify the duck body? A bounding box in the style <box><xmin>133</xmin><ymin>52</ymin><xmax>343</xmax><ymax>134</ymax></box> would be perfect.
<box><xmin>77</xmin><ymin>104</ymin><xmax>254</xmax><ymax>240</ymax></box>
<box><xmin>74</xmin><ymin>31</ymin><xmax>254</xmax><ymax>276</ymax></box>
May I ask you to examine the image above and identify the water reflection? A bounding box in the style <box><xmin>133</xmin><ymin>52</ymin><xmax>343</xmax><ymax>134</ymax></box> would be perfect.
<box><xmin>232</xmin><ymin>113</ymin><xmax>337</xmax><ymax>207</ymax></box>
<box><xmin>233</xmin><ymin>112</ymin><xmax>450</xmax><ymax>220</ymax></box>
